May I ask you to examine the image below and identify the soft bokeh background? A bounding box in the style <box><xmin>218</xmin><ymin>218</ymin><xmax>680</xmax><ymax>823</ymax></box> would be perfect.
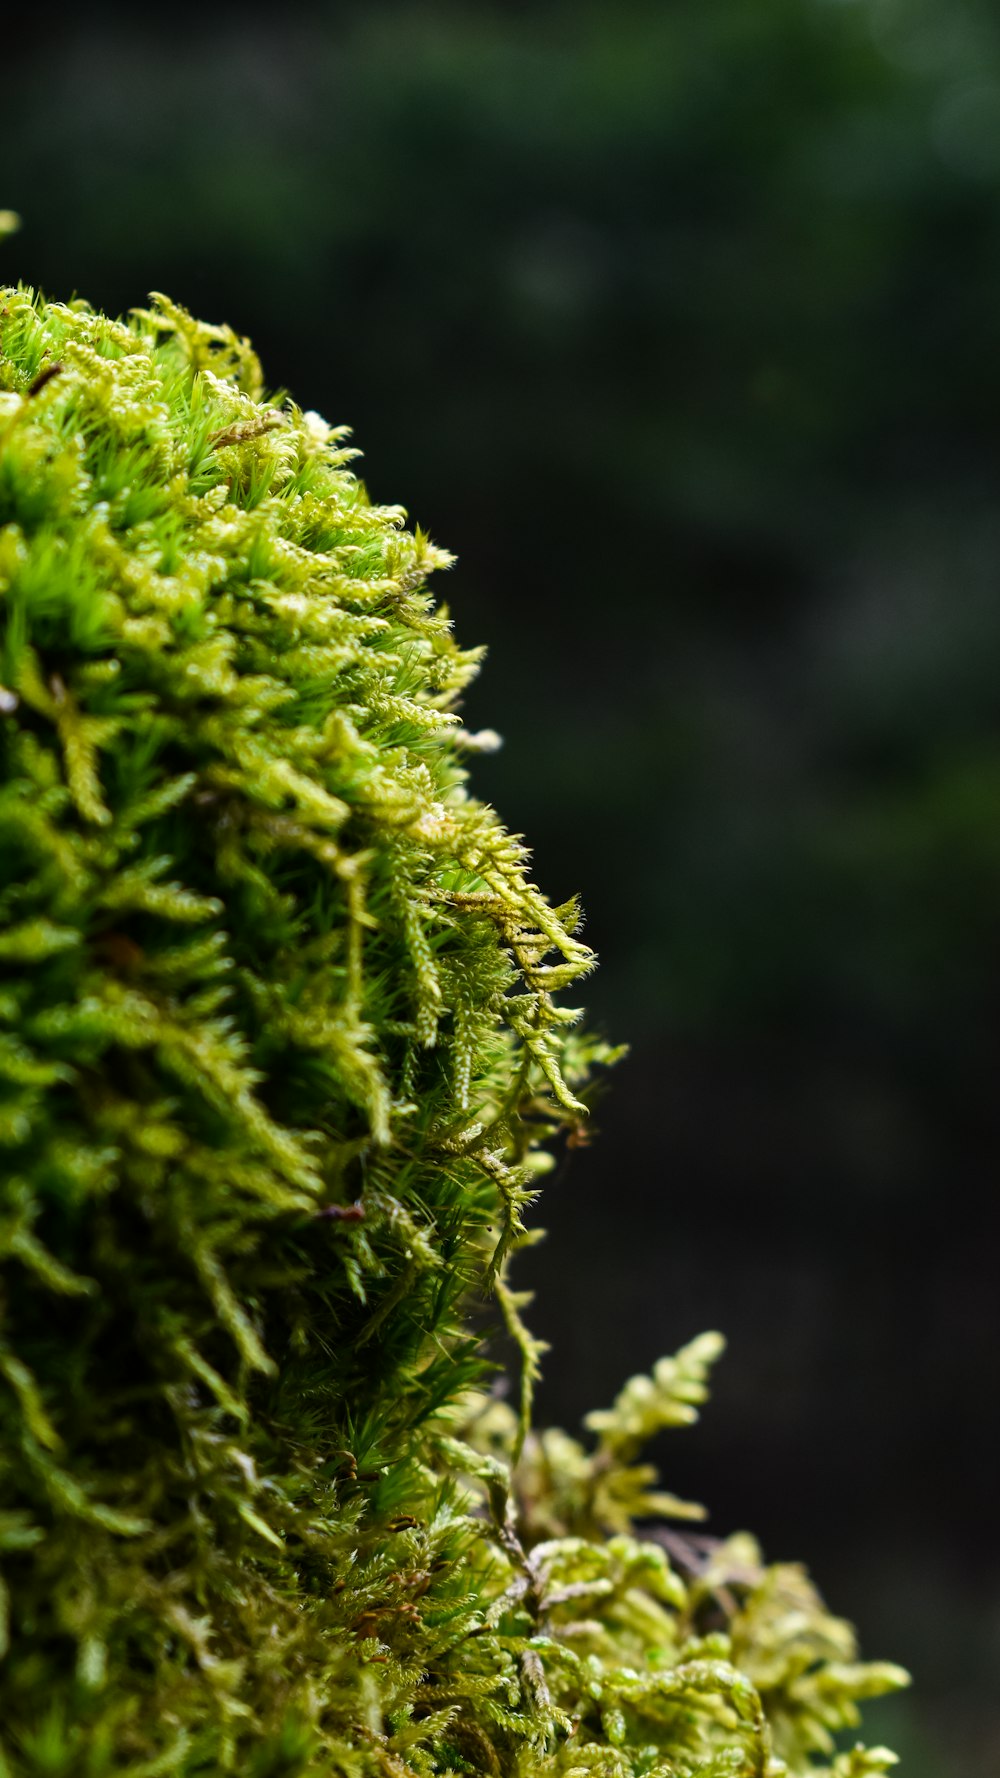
<box><xmin>4</xmin><ymin>2</ymin><xmax>999</xmax><ymax>1770</ymax></box>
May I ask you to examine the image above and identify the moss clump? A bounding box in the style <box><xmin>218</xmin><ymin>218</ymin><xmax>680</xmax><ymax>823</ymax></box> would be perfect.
<box><xmin>0</xmin><ymin>286</ymin><xmax>906</xmax><ymax>1777</ymax></box>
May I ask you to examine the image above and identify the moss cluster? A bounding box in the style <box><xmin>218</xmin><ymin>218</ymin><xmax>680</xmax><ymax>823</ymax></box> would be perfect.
<box><xmin>0</xmin><ymin>285</ymin><xmax>905</xmax><ymax>1777</ymax></box>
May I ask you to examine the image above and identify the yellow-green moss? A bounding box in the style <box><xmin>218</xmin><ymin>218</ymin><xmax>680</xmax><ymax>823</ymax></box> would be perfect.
<box><xmin>0</xmin><ymin>287</ymin><xmax>905</xmax><ymax>1777</ymax></box>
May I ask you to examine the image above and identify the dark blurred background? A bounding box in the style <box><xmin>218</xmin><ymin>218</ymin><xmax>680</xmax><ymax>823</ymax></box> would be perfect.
<box><xmin>4</xmin><ymin>2</ymin><xmax>999</xmax><ymax>1770</ymax></box>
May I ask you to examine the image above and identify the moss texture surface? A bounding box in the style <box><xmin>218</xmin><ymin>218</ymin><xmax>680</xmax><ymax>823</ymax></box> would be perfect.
<box><xmin>0</xmin><ymin>288</ymin><xmax>905</xmax><ymax>1777</ymax></box>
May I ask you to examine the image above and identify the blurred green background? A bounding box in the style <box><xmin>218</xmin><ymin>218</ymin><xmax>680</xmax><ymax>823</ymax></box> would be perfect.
<box><xmin>4</xmin><ymin>1</ymin><xmax>999</xmax><ymax>1770</ymax></box>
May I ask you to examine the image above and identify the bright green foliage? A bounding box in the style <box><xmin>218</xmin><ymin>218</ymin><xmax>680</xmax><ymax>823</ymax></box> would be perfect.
<box><xmin>0</xmin><ymin>286</ymin><xmax>906</xmax><ymax>1777</ymax></box>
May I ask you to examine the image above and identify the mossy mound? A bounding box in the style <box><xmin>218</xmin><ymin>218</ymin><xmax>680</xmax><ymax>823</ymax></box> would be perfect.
<box><xmin>0</xmin><ymin>288</ymin><xmax>905</xmax><ymax>1777</ymax></box>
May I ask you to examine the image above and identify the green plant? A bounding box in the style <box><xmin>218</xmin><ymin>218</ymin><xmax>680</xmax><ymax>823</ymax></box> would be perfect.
<box><xmin>0</xmin><ymin>281</ymin><xmax>907</xmax><ymax>1777</ymax></box>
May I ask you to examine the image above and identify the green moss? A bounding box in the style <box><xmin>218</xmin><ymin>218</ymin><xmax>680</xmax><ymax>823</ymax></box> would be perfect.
<box><xmin>0</xmin><ymin>286</ymin><xmax>905</xmax><ymax>1777</ymax></box>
